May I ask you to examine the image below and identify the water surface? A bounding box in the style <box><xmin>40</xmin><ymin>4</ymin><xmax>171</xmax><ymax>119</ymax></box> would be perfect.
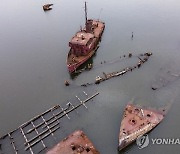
<box><xmin>0</xmin><ymin>0</ymin><xmax>180</xmax><ymax>153</ymax></box>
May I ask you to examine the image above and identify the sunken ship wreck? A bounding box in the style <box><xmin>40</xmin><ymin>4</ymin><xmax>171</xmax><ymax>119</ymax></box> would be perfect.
<box><xmin>118</xmin><ymin>104</ymin><xmax>165</xmax><ymax>151</ymax></box>
<box><xmin>67</xmin><ymin>2</ymin><xmax>105</xmax><ymax>73</ymax></box>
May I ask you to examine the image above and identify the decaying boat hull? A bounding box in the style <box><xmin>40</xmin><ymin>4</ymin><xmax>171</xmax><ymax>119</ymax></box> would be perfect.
<box><xmin>118</xmin><ymin>104</ymin><xmax>165</xmax><ymax>151</ymax></box>
<box><xmin>67</xmin><ymin>21</ymin><xmax>105</xmax><ymax>74</ymax></box>
<box><xmin>67</xmin><ymin>2</ymin><xmax>105</xmax><ymax>74</ymax></box>
<box><xmin>46</xmin><ymin>130</ymin><xmax>99</xmax><ymax>154</ymax></box>
<box><xmin>67</xmin><ymin>46</ymin><xmax>99</xmax><ymax>73</ymax></box>
<box><xmin>67</xmin><ymin>55</ymin><xmax>92</xmax><ymax>73</ymax></box>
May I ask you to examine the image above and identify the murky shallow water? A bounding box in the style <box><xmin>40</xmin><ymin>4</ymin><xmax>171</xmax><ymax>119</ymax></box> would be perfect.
<box><xmin>0</xmin><ymin>0</ymin><xmax>180</xmax><ymax>153</ymax></box>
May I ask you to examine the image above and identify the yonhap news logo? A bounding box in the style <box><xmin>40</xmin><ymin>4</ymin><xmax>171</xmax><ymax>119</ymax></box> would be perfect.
<box><xmin>136</xmin><ymin>134</ymin><xmax>149</xmax><ymax>149</ymax></box>
<box><xmin>136</xmin><ymin>134</ymin><xmax>180</xmax><ymax>149</ymax></box>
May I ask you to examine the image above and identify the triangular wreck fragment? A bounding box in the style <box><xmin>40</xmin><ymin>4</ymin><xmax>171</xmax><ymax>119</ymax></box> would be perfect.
<box><xmin>46</xmin><ymin>130</ymin><xmax>99</xmax><ymax>154</ymax></box>
<box><xmin>118</xmin><ymin>104</ymin><xmax>165</xmax><ymax>151</ymax></box>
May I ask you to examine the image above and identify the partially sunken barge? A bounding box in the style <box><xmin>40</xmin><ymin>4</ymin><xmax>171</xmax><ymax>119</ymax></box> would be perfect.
<box><xmin>118</xmin><ymin>104</ymin><xmax>165</xmax><ymax>151</ymax></box>
<box><xmin>67</xmin><ymin>2</ymin><xmax>105</xmax><ymax>73</ymax></box>
<box><xmin>46</xmin><ymin>130</ymin><xmax>99</xmax><ymax>154</ymax></box>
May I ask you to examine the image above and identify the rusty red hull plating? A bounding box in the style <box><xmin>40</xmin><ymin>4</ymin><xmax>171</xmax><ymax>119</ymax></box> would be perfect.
<box><xmin>46</xmin><ymin>130</ymin><xmax>99</xmax><ymax>154</ymax></box>
<box><xmin>118</xmin><ymin>104</ymin><xmax>165</xmax><ymax>151</ymax></box>
<box><xmin>67</xmin><ymin>46</ymin><xmax>98</xmax><ymax>73</ymax></box>
<box><xmin>67</xmin><ymin>20</ymin><xmax>105</xmax><ymax>73</ymax></box>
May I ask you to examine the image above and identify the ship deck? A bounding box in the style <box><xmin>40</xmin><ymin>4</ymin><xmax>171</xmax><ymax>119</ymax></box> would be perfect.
<box><xmin>67</xmin><ymin>49</ymin><xmax>95</xmax><ymax>65</ymax></box>
<box><xmin>67</xmin><ymin>52</ymin><xmax>87</xmax><ymax>65</ymax></box>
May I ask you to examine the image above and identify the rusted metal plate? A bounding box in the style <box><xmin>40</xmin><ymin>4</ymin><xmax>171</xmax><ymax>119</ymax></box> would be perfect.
<box><xmin>70</xmin><ymin>32</ymin><xmax>94</xmax><ymax>46</ymax></box>
<box><xmin>67</xmin><ymin>19</ymin><xmax>105</xmax><ymax>73</ymax></box>
<box><xmin>46</xmin><ymin>130</ymin><xmax>99</xmax><ymax>154</ymax></box>
<box><xmin>118</xmin><ymin>104</ymin><xmax>165</xmax><ymax>151</ymax></box>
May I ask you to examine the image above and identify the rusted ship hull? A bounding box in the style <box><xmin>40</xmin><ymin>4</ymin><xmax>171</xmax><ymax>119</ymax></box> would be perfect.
<box><xmin>67</xmin><ymin>2</ymin><xmax>105</xmax><ymax>74</ymax></box>
<box><xmin>46</xmin><ymin>130</ymin><xmax>99</xmax><ymax>154</ymax></box>
<box><xmin>67</xmin><ymin>45</ymin><xmax>99</xmax><ymax>73</ymax></box>
<box><xmin>118</xmin><ymin>104</ymin><xmax>165</xmax><ymax>151</ymax></box>
<box><xmin>67</xmin><ymin>22</ymin><xmax>105</xmax><ymax>73</ymax></box>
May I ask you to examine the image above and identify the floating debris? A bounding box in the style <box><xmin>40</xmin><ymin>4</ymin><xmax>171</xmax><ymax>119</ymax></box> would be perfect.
<box><xmin>65</xmin><ymin>80</ymin><xmax>70</xmax><ymax>86</ymax></box>
<box><xmin>87</xmin><ymin>63</ymin><xmax>93</xmax><ymax>70</ymax></box>
<box><xmin>46</xmin><ymin>130</ymin><xmax>99</xmax><ymax>154</ymax></box>
<box><xmin>67</xmin><ymin>2</ymin><xmax>105</xmax><ymax>73</ymax></box>
<box><xmin>131</xmin><ymin>32</ymin><xmax>133</xmax><ymax>39</ymax></box>
<box><xmin>118</xmin><ymin>104</ymin><xmax>165</xmax><ymax>151</ymax></box>
<box><xmin>95</xmin><ymin>76</ymin><xmax>102</xmax><ymax>84</ymax></box>
<box><xmin>43</xmin><ymin>4</ymin><xmax>53</xmax><ymax>11</ymax></box>
<box><xmin>128</xmin><ymin>53</ymin><xmax>132</xmax><ymax>58</ymax></box>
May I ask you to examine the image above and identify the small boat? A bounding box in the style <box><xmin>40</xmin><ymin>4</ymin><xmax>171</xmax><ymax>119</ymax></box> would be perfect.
<box><xmin>46</xmin><ymin>130</ymin><xmax>100</xmax><ymax>154</ymax></box>
<box><xmin>43</xmin><ymin>4</ymin><xmax>53</xmax><ymax>11</ymax></box>
<box><xmin>118</xmin><ymin>104</ymin><xmax>165</xmax><ymax>151</ymax></box>
<box><xmin>67</xmin><ymin>2</ymin><xmax>105</xmax><ymax>73</ymax></box>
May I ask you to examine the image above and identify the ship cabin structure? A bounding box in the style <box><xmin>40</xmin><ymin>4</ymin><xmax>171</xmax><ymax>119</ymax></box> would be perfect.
<box><xmin>67</xmin><ymin>1</ymin><xmax>105</xmax><ymax>73</ymax></box>
<box><xmin>69</xmin><ymin>19</ymin><xmax>105</xmax><ymax>57</ymax></box>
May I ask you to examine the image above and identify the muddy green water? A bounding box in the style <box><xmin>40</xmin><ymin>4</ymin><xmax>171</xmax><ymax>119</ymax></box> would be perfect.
<box><xmin>0</xmin><ymin>0</ymin><xmax>180</xmax><ymax>153</ymax></box>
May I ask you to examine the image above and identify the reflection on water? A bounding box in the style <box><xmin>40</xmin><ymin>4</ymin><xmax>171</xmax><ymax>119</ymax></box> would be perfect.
<box><xmin>0</xmin><ymin>0</ymin><xmax>180</xmax><ymax>153</ymax></box>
